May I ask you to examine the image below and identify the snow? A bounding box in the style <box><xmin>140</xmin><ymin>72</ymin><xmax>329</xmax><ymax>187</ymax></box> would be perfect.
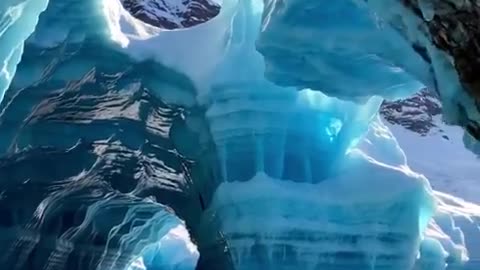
<box><xmin>206</xmin><ymin>117</ymin><xmax>435</xmax><ymax>270</ymax></box>
<box><xmin>386</xmin><ymin>116</ymin><xmax>480</xmax><ymax>204</ymax></box>
<box><xmin>386</xmin><ymin>116</ymin><xmax>480</xmax><ymax>266</ymax></box>
<box><xmin>103</xmin><ymin>0</ymin><xmax>235</xmax><ymax>92</ymax></box>
<box><xmin>366</xmin><ymin>0</ymin><xmax>480</xmax><ymax>154</ymax></box>
<box><xmin>1</xmin><ymin>0</ymin><xmax>480</xmax><ymax>269</ymax></box>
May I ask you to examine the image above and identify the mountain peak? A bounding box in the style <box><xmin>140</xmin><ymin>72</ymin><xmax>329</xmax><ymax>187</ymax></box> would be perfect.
<box><xmin>121</xmin><ymin>0</ymin><xmax>220</xmax><ymax>29</ymax></box>
<box><xmin>381</xmin><ymin>90</ymin><xmax>443</xmax><ymax>136</ymax></box>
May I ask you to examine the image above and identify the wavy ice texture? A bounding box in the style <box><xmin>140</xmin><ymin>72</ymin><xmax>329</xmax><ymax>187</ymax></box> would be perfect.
<box><xmin>0</xmin><ymin>1</ymin><xmax>204</xmax><ymax>270</ymax></box>
<box><xmin>257</xmin><ymin>0</ymin><xmax>428</xmax><ymax>101</ymax></box>
<box><xmin>0</xmin><ymin>179</ymin><xmax>198</xmax><ymax>270</ymax></box>
<box><xmin>0</xmin><ymin>0</ymin><xmax>478</xmax><ymax>270</ymax></box>
<box><xmin>0</xmin><ymin>0</ymin><xmax>48</xmax><ymax>104</ymax></box>
<box><xmin>103</xmin><ymin>0</ymin><xmax>451</xmax><ymax>269</ymax></box>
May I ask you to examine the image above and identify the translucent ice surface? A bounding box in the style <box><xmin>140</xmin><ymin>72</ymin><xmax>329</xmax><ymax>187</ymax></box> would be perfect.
<box><xmin>0</xmin><ymin>0</ymin><xmax>479</xmax><ymax>270</ymax></box>
<box><xmin>0</xmin><ymin>0</ymin><xmax>48</xmax><ymax>104</ymax></box>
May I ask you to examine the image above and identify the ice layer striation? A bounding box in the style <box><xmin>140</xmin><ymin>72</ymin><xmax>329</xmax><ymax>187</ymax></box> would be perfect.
<box><xmin>0</xmin><ymin>0</ymin><xmax>479</xmax><ymax>270</ymax></box>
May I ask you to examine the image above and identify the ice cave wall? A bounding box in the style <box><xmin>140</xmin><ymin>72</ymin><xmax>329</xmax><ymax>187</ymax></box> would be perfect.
<box><xmin>2</xmin><ymin>0</ymin><xmax>480</xmax><ymax>150</ymax></box>
<box><xmin>105</xmin><ymin>0</ymin><xmax>456</xmax><ymax>269</ymax></box>
<box><xmin>0</xmin><ymin>0</ymin><xmax>48</xmax><ymax>103</ymax></box>
<box><xmin>260</xmin><ymin>0</ymin><xmax>480</xmax><ymax>154</ymax></box>
<box><xmin>0</xmin><ymin>1</ymin><xmax>214</xmax><ymax>270</ymax></box>
<box><xmin>0</xmin><ymin>0</ymin><xmax>479</xmax><ymax>270</ymax></box>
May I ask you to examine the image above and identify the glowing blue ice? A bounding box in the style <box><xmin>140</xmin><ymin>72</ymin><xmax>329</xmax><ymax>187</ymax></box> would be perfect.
<box><xmin>258</xmin><ymin>0</ymin><xmax>428</xmax><ymax>101</ymax></box>
<box><xmin>0</xmin><ymin>0</ymin><xmax>479</xmax><ymax>270</ymax></box>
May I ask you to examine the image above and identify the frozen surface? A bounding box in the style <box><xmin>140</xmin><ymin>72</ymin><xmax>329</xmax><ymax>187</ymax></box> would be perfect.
<box><xmin>386</xmin><ymin>116</ymin><xmax>480</xmax><ymax>269</ymax></box>
<box><xmin>258</xmin><ymin>0</ymin><xmax>480</xmax><ymax>153</ymax></box>
<box><xmin>258</xmin><ymin>0</ymin><xmax>427</xmax><ymax>101</ymax></box>
<box><xmin>0</xmin><ymin>0</ymin><xmax>479</xmax><ymax>270</ymax></box>
<box><xmin>0</xmin><ymin>0</ymin><xmax>48</xmax><ymax>104</ymax></box>
<box><xmin>195</xmin><ymin>1</ymin><xmax>437</xmax><ymax>269</ymax></box>
<box><xmin>365</xmin><ymin>0</ymin><xmax>480</xmax><ymax>153</ymax></box>
<box><xmin>103</xmin><ymin>0</ymin><xmax>235</xmax><ymax>91</ymax></box>
<box><xmin>387</xmin><ymin>117</ymin><xmax>480</xmax><ymax>204</ymax></box>
<box><xmin>205</xmin><ymin>117</ymin><xmax>435</xmax><ymax>270</ymax></box>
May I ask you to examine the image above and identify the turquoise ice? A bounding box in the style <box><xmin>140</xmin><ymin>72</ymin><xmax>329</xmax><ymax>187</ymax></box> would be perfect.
<box><xmin>0</xmin><ymin>0</ymin><xmax>478</xmax><ymax>270</ymax></box>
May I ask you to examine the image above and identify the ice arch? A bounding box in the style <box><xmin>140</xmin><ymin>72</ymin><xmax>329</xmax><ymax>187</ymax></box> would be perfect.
<box><xmin>0</xmin><ymin>0</ymin><xmax>478</xmax><ymax>270</ymax></box>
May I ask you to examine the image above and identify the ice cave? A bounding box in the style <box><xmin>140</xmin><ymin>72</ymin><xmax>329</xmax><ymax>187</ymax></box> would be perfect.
<box><xmin>0</xmin><ymin>0</ymin><xmax>480</xmax><ymax>270</ymax></box>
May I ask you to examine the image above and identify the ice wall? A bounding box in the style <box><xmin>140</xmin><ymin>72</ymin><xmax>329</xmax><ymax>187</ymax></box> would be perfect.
<box><xmin>0</xmin><ymin>0</ymin><xmax>48</xmax><ymax>104</ymax></box>
<box><xmin>0</xmin><ymin>171</ymin><xmax>198</xmax><ymax>270</ymax></box>
<box><xmin>195</xmin><ymin>1</ymin><xmax>436</xmax><ymax>269</ymax></box>
<box><xmin>0</xmin><ymin>1</ymin><xmax>205</xmax><ymax>270</ymax></box>
<box><xmin>258</xmin><ymin>0</ymin><xmax>427</xmax><ymax>101</ymax></box>
<box><xmin>0</xmin><ymin>0</ymin><xmax>478</xmax><ymax>270</ymax></box>
<box><xmin>258</xmin><ymin>0</ymin><xmax>480</xmax><ymax>153</ymax></box>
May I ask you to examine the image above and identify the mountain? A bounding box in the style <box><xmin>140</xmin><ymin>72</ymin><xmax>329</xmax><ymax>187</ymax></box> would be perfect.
<box><xmin>380</xmin><ymin>89</ymin><xmax>445</xmax><ymax>137</ymax></box>
<box><xmin>120</xmin><ymin>0</ymin><xmax>220</xmax><ymax>29</ymax></box>
<box><xmin>381</xmin><ymin>90</ymin><xmax>480</xmax><ymax>205</ymax></box>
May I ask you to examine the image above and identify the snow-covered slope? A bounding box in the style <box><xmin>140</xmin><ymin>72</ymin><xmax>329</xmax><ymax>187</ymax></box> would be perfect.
<box><xmin>381</xmin><ymin>91</ymin><xmax>480</xmax><ymax>204</ymax></box>
<box><xmin>120</xmin><ymin>0</ymin><xmax>219</xmax><ymax>29</ymax></box>
<box><xmin>382</xmin><ymin>91</ymin><xmax>480</xmax><ymax>266</ymax></box>
<box><xmin>387</xmin><ymin>117</ymin><xmax>480</xmax><ymax>204</ymax></box>
<box><xmin>381</xmin><ymin>90</ymin><xmax>480</xmax><ymax>266</ymax></box>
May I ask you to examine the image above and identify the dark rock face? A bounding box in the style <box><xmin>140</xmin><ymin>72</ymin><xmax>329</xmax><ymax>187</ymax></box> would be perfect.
<box><xmin>120</xmin><ymin>0</ymin><xmax>220</xmax><ymax>29</ymax></box>
<box><xmin>394</xmin><ymin>0</ymin><xmax>480</xmax><ymax>142</ymax></box>
<box><xmin>381</xmin><ymin>89</ymin><xmax>443</xmax><ymax>136</ymax></box>
<box><xmin>404</xmin><ymin>0</ymin><xmax>480</xmax><ymax>99</ymax></box>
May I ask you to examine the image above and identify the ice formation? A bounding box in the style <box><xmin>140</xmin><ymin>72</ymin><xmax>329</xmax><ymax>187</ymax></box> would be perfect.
<box><xmin>0</xmin><ymin>0</ymin><xmax>479</xmax><ymax>270</ymax></box>
<box><xmin>0</xmin><ymin>0</ymin><xmax>48</xmax><ymax>104</ymax></box>
<box><xmin>259</xmin><ymin>0</ymin><xmax>480</xmax><ymax>153</ymax></box>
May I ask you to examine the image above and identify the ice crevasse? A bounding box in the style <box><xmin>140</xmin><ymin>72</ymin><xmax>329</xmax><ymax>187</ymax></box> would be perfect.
<box><xmin>0</xmin><ymin>0</ymin><xmax>479</xmax><ymax>270</ymax></box>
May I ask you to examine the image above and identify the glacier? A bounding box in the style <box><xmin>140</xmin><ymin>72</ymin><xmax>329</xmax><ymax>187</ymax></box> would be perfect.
<box><xmin>0</xmin><ymin>0</ymin><xmax>479</xmax><ymax>270</ymax></box>
<box><xmin>0</xmin><ymin>0</ymin><xmax>48</xmax><ymax>103</ymax></box>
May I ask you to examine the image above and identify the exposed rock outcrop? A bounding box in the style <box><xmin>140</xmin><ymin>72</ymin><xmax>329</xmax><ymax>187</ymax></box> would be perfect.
<box><xmin>381</xmin><ymin>89</ymin><xmax>443</xmax><ymax>136</ymax></box>
<box><xmin>120</xmin><ymin>0</ymin><xmax>220</xmax><ymax>29</ymax></box>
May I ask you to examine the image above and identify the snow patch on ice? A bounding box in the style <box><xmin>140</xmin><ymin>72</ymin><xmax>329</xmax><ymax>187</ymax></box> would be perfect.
<box><xmin>102</xmin><ymin>0</ymin><xmax>235</xmax><ymax>91</ymax></box>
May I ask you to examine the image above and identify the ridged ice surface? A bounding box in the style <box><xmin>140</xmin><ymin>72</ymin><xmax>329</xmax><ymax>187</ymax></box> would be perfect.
<box><xmin>258</xmin><ymin>0</ymin><xmax>480</xmax><ymax>153</ymax></box>
<box><xmin>258</xmin><ymin>0</ymin><xmax>427</xmax><ymax>101</ymax></box>
<box><xmin>0</xmin><ymin>0</ymin><xmax>48</xmax><ymax>103</ymax></box>
<box><xmin>0</xmin><ymin>1</ymin><xmax>216</xmax><ymax>269</ymax></box>
<box><xmin>0</xmin><ymin>0</ymin><xmax>479</xmax><ymax>270</ymax></box>
<box><xmin>197</xmin><ymin>1</ymin><xmax>434</xmax><ymax>270</ymax></box>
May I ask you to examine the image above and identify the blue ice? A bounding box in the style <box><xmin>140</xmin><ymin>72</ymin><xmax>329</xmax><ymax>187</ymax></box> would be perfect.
<box><xmin>0</xmin><ymin>0</ymin><xmax>48</xmax><ymax>104</ymax></box>
<box><xmin>0</xmin><ymin>0</ymin><xmax>478</xmax><ymax>270</ymax></box>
